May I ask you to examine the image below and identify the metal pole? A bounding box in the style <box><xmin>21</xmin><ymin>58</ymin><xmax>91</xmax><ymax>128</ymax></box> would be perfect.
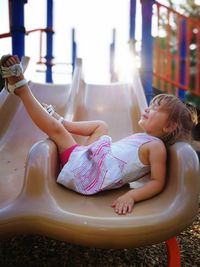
<box><xmin>129</xmin><ymin>0</ymin><xmax>136</xmax><ymax>39</ymax></box>
<box><xmin>110</xmin><ymin>29</ymin><xmax>116</xmax><ymax>82</ymax></box>
<box><xmin>71</xmin><ymin>28</ymin><xmax>77</xmax><ymax>73</ymax></box>
<box><xmin>140</xmin><ymin>0</ymin><xmax>154</xmax><ymax>104</ymax></box>
<box><xmin>129</xmin><ymin>0</ymin><xmax>136</xmax><ymax>49</ymax></box>
<box><xmin>45</xmin><ymin>0</ymin><xmax>54</xmax><ymax>83</ymax></box>
<box><xmin>10</xmin><ymin>0</ymin><xmax>27</xmax><ymax>59</ymax></box>
<box><xmin>179</xmin><ymin>19</ymin><xmax>186</xmax><ymax>100</ymax></box>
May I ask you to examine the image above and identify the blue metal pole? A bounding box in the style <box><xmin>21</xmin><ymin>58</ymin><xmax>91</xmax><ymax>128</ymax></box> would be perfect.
<box><xmin>179</xmin><ymin>19</ymin><xmax>186</xmax><ymax>100</ymax></box>
<box><xmin>45</xmin><ymin>0</ymin><xmax>54</xmax><ymax>83</ymax></box>
<box><xmin>129</xmin><ymin>0</ymin><xmax>136</xmax><ymax>53</ymax></box>
<box><xmin>71</xmin><ymin>28</ymin><xmax>77</xmax><ymax>73</ymax></box>
<box><xmin>110</xmin><ymin>29</ymin><xmax>116</xmax><ymax>82</ymax></box>
<box><xmin>129</xmin><ymin>0</ymin><xmax>136</xmax><ymax>41</ymax></box>
<box><xmin>140</xmin><ymin>0</ymin><xmax>154</xmax><ymax>104</ymax></box>
<box><xmin>10</xmin><ymin>0</ymin><xmax>27</xmax><ymax>59</ymax></box>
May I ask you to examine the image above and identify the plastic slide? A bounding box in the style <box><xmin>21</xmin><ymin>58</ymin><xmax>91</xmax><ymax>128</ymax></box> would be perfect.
<box><xmin>0</xmin><ymin>59</ymin><xmax>199</xmax><ymax>249</ymax></box>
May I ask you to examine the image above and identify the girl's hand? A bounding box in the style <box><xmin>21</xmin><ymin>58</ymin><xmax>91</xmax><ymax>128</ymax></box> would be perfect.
<box><xmin>111</xmin><ymin>192</ymin><xmax>135</xmax><ymax>215</ymax></box>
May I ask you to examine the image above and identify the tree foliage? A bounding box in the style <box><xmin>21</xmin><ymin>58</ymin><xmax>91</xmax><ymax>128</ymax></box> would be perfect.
<box><xmin>179</xmin><ymin>0</ymin><xmax>200</xmax><ymax>18</ymax></box>
<box><xmin>164</xmin><ymin>0</ymin><xmax>200</xmax><ymax>19</ymax></box>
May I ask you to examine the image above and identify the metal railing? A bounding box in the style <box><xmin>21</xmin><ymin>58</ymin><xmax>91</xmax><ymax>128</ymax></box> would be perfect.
<box><xmin>153</xmin><ymin>1</ymin><xmax>200</xmax><ymax>96</ymax></box>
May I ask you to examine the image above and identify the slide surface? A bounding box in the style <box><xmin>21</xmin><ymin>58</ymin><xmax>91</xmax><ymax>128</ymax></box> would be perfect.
<box><xmin>0</xmin><ymin>61</ymin><xmax>199</xmax><ymax>248</ymax></box>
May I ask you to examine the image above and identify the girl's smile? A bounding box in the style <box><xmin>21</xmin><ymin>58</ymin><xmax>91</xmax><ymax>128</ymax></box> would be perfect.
<box><xmin>138</xmin><ymin>105</ymin><xmax>170</xmax><ymax>138</ymax></box>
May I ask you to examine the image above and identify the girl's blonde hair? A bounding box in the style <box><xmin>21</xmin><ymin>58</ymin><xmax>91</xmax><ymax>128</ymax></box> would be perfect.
<box><xmin>150</xmin><ymin>94</ymin><xmax>198</xmax><ymax>145</ymax></box>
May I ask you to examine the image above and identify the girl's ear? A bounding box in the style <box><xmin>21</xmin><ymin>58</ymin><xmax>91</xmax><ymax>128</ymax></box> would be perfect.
<box><xmin>163</xmin><ymin>122</ymin><xmax>177</xmax><ymax>134</ymax></box>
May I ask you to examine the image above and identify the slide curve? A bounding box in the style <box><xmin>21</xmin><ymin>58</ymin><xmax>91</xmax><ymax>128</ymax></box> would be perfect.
<box><xmin>0</xmin><ymin>59</ymin><xmax>199</xmax><ymax>248</ymax></box>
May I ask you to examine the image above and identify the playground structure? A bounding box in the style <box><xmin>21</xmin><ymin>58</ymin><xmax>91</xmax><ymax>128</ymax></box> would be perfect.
<box><xmin>0</xmin><ymin>58</ymin><xmax>199</xmax><ymax>267</ymax></box>
<box><xmin>0</xmin><ymin>1</ymin><xmax>199</xmax><ymax>100</ymax></box>
<box><xmin>0</xmin><ymin>1</ymin><xmax>200</xmax><ymax>266</ymax></box>
<box><xmin>152</xmin><ymin>1</ymin><xmax>200</xmax><ymax>99</ymax></box>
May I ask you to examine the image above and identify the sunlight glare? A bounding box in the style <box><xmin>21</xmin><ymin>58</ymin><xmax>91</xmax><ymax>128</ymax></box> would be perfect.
<box><xmin>115</xmin><ymin>44</ymin><xmax>140</xmax><ymax>83</ymax></box>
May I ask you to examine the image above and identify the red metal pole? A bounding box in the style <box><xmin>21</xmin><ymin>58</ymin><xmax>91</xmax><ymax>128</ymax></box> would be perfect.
<box><xmin>166</xmin><ymin>237</ymin><xmax>181</xmax><ymax>267</ymax></box>
<box><xmin>185</xmin><ymin>20</ymin><xmax>190</xmax><ymax>89</ymax></box>
<box><xmin>166</xmin><ymin>9</ymin><xmax>171</xmax><ymax>94</ymax></box>
<box><xmin>194</xmin><ymin>22</ymin><xmax>200</xmax><ymax>95</ymax></box>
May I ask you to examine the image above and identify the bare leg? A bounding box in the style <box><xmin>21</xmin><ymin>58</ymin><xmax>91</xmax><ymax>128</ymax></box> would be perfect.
<box><xmin>4</xmin><ymin>56</ymin><xmax>76</xmax><ymax>153</ymax></box>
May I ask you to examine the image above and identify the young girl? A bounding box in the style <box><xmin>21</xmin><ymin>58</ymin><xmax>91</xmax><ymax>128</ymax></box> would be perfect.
<box><xmin>0</xmin><ymin>55</ymin><xmax>197</xmax><ymax>215</ymax></box>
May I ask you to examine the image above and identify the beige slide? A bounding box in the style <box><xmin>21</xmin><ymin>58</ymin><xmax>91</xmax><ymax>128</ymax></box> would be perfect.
<box><xmin>0</xmin><ymin>59</ymin><xmax>199</xmax><ymax>249</ymax></box>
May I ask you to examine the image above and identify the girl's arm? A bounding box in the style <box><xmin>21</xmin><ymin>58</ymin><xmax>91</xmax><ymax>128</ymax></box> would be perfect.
<box><xmin>112</xmin><ymin>141</ymin><xmax>167</xmax><ymax>215</ymax></box>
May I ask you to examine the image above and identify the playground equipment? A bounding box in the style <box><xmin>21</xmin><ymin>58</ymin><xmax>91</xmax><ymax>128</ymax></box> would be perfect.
<box><xmin>1</xmin><ymin>1</ymin><xmax>199</xmax><ymax>99</ymax></box>
<box><xmin>0</xmin><ymin>1</ymin><xmax>200</xmax><ymax>266</ymax></box>
<box><xmin>152</xmin><ymin>1</ymin><xmax>200</xmax><ymax>98</ymax></box>
<box><xmin>129</xmin><ymin>0</ymin><xmax>200</xmax><ymax>99</ymax></box>
<box><xmin>0</xmin><ymin>0</ymin><xmax>76</xmax><ymax>83</ymax></box>
<box><xmin>0</xmin><ymin>59</ymin><xmax>199</xmax><ymax>267</ymax></box>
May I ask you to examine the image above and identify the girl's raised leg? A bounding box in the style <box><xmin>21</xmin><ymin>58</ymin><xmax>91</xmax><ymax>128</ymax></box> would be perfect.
<box><xmin>4</xmin><ymin>55</ymin><xmax>76</xmax><ymax>153</ymax></box>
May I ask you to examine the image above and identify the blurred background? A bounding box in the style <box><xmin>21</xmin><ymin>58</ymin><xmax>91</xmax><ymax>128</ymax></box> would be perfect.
<box><xmin>0</xmin><ymin>0</ymin><xmax>199</xmax><ymax>84</ymax></box>
<box><xmin>0</xmin><ymin>0</ymin><xmax>200</xmax><ymax>111</ymax></box>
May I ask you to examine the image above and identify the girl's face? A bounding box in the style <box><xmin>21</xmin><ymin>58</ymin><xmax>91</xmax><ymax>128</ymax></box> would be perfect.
<box><xmin>138</xmin><ymin>102</ymin><xmax>171</xmax><ymax>137</ymax></box>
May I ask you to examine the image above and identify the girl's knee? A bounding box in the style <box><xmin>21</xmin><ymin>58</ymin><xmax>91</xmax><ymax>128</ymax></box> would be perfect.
<box><xmin>49</xmin><ymin>120</ymin><xmax>76</xmax><ymax>151</ymax></box>
<box><xmin>98</xmin><ymin>120</ymin><xmax>109</xmax><ymax>135</ymax></box>
<box><xmin>49</xmin><ymin>119</ymin><xmax>65</xmax><ymax>138</ymax></box>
